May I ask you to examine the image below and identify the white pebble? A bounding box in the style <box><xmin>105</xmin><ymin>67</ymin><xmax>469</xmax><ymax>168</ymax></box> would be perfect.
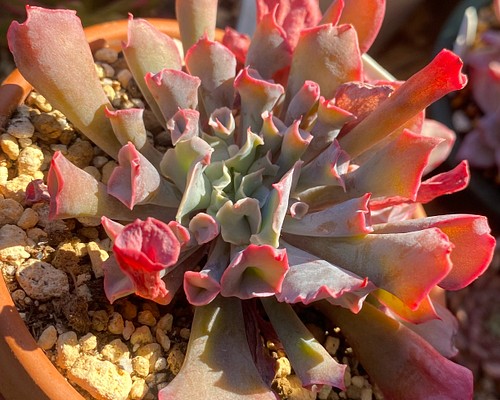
<box><xmin>37</xmin><ymin>325</ymin><xmax>58</xmax><ymax>350</ymax></box>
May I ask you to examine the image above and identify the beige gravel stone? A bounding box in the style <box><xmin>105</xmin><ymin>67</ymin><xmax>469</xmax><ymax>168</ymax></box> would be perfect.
<box><xmin>275</xmin><ymin>357</ymin><xmax>291</xmax><ymax>378</ymax></box>
<box><xmin>101</xmin><ymin>339</ymin><xmax>130</xmax><ymax>363</ymax></box>
<box><xmin>132</xmin><ymin>356</ymin><xmax>150</xmax><ymax>377</ymax></box>
<box><xmin>87</xmin><ymin>241</ymin><xmax>109</xmax><ymax>279</ymax></box>
<box><xmin>56</xmin><ymin>331</ymin><xmax>80</xmax><ymax>370</ymax></box>
<box><xmin>92</xmin><ymin>310</ymin><xmax>110</xmax><ymax>332</ymax></box>
<box><xmin>37</xmin><ymin>325</ymin><xmax>58</xmax><ymax>350</ymax></box>
<box><xmin>129</xmin><ymin>378</ymin><xmax>148</xmax><ymax>400</ymax></box>
<box><xmin>0</xmin><ymin>224</ymin><xmax>30</xmax><ymax>264</ymax></box>
<box><xmin>17</xmin><ymin>207</ymin><xmax>39</xmax><ymax>229</ymax></box>
<box><xmin>155</xmin><ymin>329</ymin><xmax>171</xmax><ymax>353</ymax></box>
<box><xmin>136</xmin><ymin>343</ymin><xmax>161</xmax><ymax>373</ymax></box>
<box><xmin>94</xmin><ymin>48</ymin><xmax>119</xmax><ymax>64</ymax></box>
<box><xmin>67</xmin><ymin>354</ymin><xmax>132</xmax><ymax>400</ymax></box>
<box><xmin>17</xmin><ymin>146</ymin><xmax>44</xmax><ymax>176</ymax></box>
<box><xmin>16</xmin><ymin>259</ymin><xmax>69</xmax><ymax>300</ymax></box>
<box><xmin>108</xmin><ymin>312</ymin><xmax>125</xmax><ymax>335</ymax></box>
<box><xmin>167</xmin><ymin>343</ymin><xmax>185</xmax><ymax>375</ymax></box>
<box><xmin>7</xmin><ymin>116</ymin><xmax>35</xmax><ymax>139</ymax></box>
<box><xmin>130</xmin><ymin>326</ymin><xmax>153</xmax><ymax>346</ymax></box>
<box><xmin>0</xmin><ymin>198</ymin><xmax>24</xmax><ymax>225</ymax></box>
<box><xmin>137</xmin><ymin>310</ymin><xmax>156</xmax><ymax>327</ymax></box>
<box><xmin>79</xmin><ymin>333</ymin><xmax>98</xmax><ymax>353</ymax></box>
<box><xmin>0</xmin><ymin>133</ymin><xmax>20</xmax><ymax>160</ymax></box>
<box><xmin>157</xmin><ymin>313</ymin><xmax>173</xmax><ymax>332</ymax></box>
<box><xmin>1</xmin><ymin>174</ymin><xmax>35</xmax><ymax>202</ymax></box>
<box><xmin>123</xmin><ymin>320</ymin><xmax>135</xmax><ymax>341</ymax></box>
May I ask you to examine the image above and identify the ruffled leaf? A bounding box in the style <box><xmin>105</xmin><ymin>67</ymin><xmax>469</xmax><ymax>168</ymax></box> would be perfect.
<box><xmin>278</xmin><ymin>240</ymin><xmax>371</xmax><ymax>312</ymax></box>
<box><xmin>167</xmin><ymin>108</ymin><xmax>201</xmax><ymax>146</ymax></box>
<box><xmin>216</xmin><ymin>198</ymin><xmax>262</xmax><ymax>245</ymax></box>
<box><xmin>283</xmin><ymin>228</ymin><xmax>453</xmax><ymax>310</ymax></box>
<box><xmin>220</xmin><ymin>244</ymin><xmax>289</xmax><ymax>299</ymax></box>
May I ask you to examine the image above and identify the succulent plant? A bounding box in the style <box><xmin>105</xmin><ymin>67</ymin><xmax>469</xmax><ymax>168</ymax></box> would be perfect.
<box><xmin>453</xmin><ymin>0</ymin><xmax>500</xmax><ymax>178</ymax></box>
<box><xmin>6</xmin><ymin>1</ymin><xmax>497</xmax><ymax>399</ymax></box>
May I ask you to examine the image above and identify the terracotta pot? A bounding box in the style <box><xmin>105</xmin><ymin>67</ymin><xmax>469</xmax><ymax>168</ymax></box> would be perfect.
<box><xmin>0</xmin><ymin>17</ymin><xmax>222</xmax><ymax>400</ymax></box>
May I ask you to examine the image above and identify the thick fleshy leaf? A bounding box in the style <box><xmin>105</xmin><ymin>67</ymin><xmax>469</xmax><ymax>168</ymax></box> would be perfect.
<box><xmin>277</xmin><ymin>241</ymin><xmax>371</xmax><ymax>312</ymax></box>
<box><xmin>286</xmin><ymin>24</ymin><xmax>363</xmax><ymax>106</ymax></box>
<box><xmin>175</xmin><ymin>0</ymin><xmax>218</xmax><ymax>53</ymax></box>
<box><xmin>283</xmin><ymin>80</ymin><xmax>320</xmax><ymax>126</ymax></box>
<box><xmin>276</xmin><ymin>121</ymin><xmax>312</xmax><ymax>176</ymax></box>
<box><xmin>216</xmin><ymin>198</ymin><xmax>262</xmax><ymax>245</ymax></box>
<box><xmin>234</xmin><ymin>67</ymin><xmax>285</xmax><ymax>136</ymax></box>
<box><xmin>339</xmin><ymin>50</ymin><xmax>467</xmax><ymax>158</ymax></box>
<box><xmin>318</xmin><ymin>301</ymin><xmax>473</xmax><ymax>400</ymax></box>
<box><xmin>102</xmin><ymin>255</ymin><xmax>135</xmax><ymax>303</ymax></box>
<box><xmin>107</xmin><ymin>142</ymin><xmax>181</xmax><ymax>209</ymax></box>
<box><xmin>337</xmin><ymin>0</ymin><xmax>386</xmax><ymax>53</ymax></box>
<box><xmin>188</xmin><ymin>212</ymin><xmax>220</xmax><ymax>245</ymax></box>
<box><xmin>167</xmin><ymin>108</ymin><xmax>200</xmax><ymax>145</ymax></box>
<box><xmin>105</xmin><ymin>107</ymin><xmax>162</xmax><ymax>168</ymax></box>
<box><xmin>251</xmin><ymin>162</ymin><xmax>300</xmax><ymax>248</ymax></box>
<box><xmin>261</xmin><ymin>297</ymin><xmax>346</xmax><ymax>390</ymax></box>
<box><xmin>283</xmin><ymin>194</ymin><xmax>372</xmax><ymax>237</ymax></box>
<box><xmin>158</xmin><ymin>297</ymin><xmax>277</xmax><ymax>400</ymax></box>
<box><xmin>283</xmin><ymin>228</ymin><xmax>453</xmax><ymax>310</ymax></box>
<box><xmin>225</xmin><ymin>130</ymin><xmax>264</xmax><ymax>174</ymax></box>
<box><xmin>256</xmin><ymin>0</ymin><xmax>322</xmax><ymax>49</ymax></box>
<box><xmin>257</xmin><ymin>111</ymin><xmax>285</xmax><ymax>158</ymax></box>
<box><xmin>8</xmin><ymin>6</ymin><xmax>121</xmax><ymax>158</ymax></box>
<box><xmin>209</xmin><ymin>107</ymin><xmax>236</xmax><ymax>143</ymax></box>
<box><xmin>222</xmin><ymin>27</ymin><xmax>251</xmax><ymax>65</ymax></box>
<box><xmin>373</xmin><ymin>214</ymin><xmax>496</xmax><ymax>290</ymax></box>
<box><xmin>220</xmin><ymin>244</ymin><xmax>288</xmax><ymax>299</ymax></box>
<box><xmin>320</xmin><ymin>0</ymin><xmax>344</xmax><ymax>26</ymax></box>
<box><xmin>420</xmin><ymin>119</ymin><xmax>456</xmax><ymax>174</ymax></box>
<box><xmin>48</xmin><ymin>151</ymin><xmax>175</xmax><ymax>222</ymax></box>
<box><xmin>246</xmin><ymin>7</ymin><xmax>293</xmax><ymax>81</ymax></box>
<box><xmin>184</xmin><ymin>236</ymin><xmax>229</xmax><ymax>306</ymax></box>
<box><xmin>185</xmin><ymin>36</ymin><xmax>236</xmax><ymax>116</ymax></box>
<box><xmin>145</xmin><ymin>68</ymin><xmax>201</xmax><ymax>123</ymax></box>
<box><xmin>123</xmin><ymin>15</ymin><xmax>182</xmax><ymax>127</ymax></box>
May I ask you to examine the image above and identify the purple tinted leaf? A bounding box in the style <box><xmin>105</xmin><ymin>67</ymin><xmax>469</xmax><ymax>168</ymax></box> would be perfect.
<box><xmin>102</xmin><ymin>255</ymin><xmax>135</xmax><ymax>303</ymax></box>
<box><xmin>318</xmin><ymin>301</ymin><xmax>473</xmax><ymax>400</ymax></box>
<box><xmin>283</xmin><ymin>80</ymin><xmax>320</xmax><ymax>127</ymax></box>
<box><xmin>167</xmin><ymin>108</ymin><xmax>200</xmax><ymax>146</ymax></box>
<box><xmin>25</xmin><ymin>179</ymin><xmax>50</xmax><ymax>205</ymax></box>
<box><xmin>158</xmin><ymin>297</ymin><xmax>278</xmax><ymax>400</ymax></box>
<box><xmin>188</xmin><ymin>212</ymin><xmax>220</xmax><ymax>245</ymax></box>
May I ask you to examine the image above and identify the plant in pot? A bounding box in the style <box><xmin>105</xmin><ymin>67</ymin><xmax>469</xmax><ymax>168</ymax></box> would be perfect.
<box><xmin>0</xmin><ymin>1</ymin><xmax>497</xmax><ymax>400</ymax></box>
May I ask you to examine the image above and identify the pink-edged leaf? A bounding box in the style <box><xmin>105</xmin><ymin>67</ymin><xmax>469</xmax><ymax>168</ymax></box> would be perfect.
<box><xmin>185</xmin><ymin>35</ymin><xmax>236</xmax><ymax>115</ymax></box>
<box><xmin>318</xmin><ymin>301</ymin><xmax>473</xmax><ymax>400</ymax></box>
<box><xmin>167</xmin><ymin>221</ymin><xmax>192</xmax><ymax>250</ymax></box>
<box><xmin>283</xmin><ymin>194</ymin><xmax>372</xmax><ymax>237</ymax></box>
<box><xmin>145</xmin><ymin>68</ymin><xmax>201</xmax><ymax>123</ymax></box>
<box><xmin>402</xmin><ymin>301</ymin><xmax>460</xmax><ymax>358</ymax></box>
<box><xmin>296</xmin><ymin>139</ymin><xmax>349</xmax><ymax>192</ymax></box>
<box><xmin>303</xmin><ymin>97</ymin><xmax>355</xmax><ymax>162</ymax></box>
<box><xmin>251</xmin><ymin>162</ymin><xmax>301</xmax><ymax>248</ymax></box>
<box><xmin>287</xmin><ymin>24</ymin><xmax>363</xmax><ymax>105</ymax></box>
<box><xmin>278</xmin><ymin>240</ymin><xmax>371</xmax><ymax>312</ymax></box>
<box><xmin>262</xmin><ymin>297</ymin><xmax>346</xmax><ymax>390</ymax></box>
<box><xmin>340</xmin><ymin>50</ymin><xmax>467</xmax><ymax>158</ymax></box>
<box><xmin>159</xmin><ymin>297</ymin><xmax>277</xmax><ymax>400</ymax></box>
<box><xmin>8</xmin><ymin>6</ymin><xmax>121</xmax><ymax>158</ymax></box>
<box><xmin>467</xmin><ymin>47</ymin><xmax>500</xmax><ymax>115</ymax></box>
<box><xmin>257</xmin><ymin>111</ymin><xmax>285</xmax><ymax>158</ymax></box>
<box><xmin>246</xmin><ymin>6</ymin><xmax>293</xmax><ymax>81</ymax></box>
<box><xmin>283</xmin><ymin>80</ymin><xmax>320</xmax><ymax>126</ymax></box>
<box><xmin>420</xmin><ymin>118</ymin><xmax>456</xmax><ymax>174</ymax></box>
<box><xmin>372</xmin><ymin>289</ymin><xmax>439</xmax><ymax>324</ymax></box>
<box><xmin>222</xmin><ymin>27</ymin><xmax>251</xmax><ymax>66</ymax></box>
<box><xmin>234</xmin><ymin>67</ymin><xmax>285</xmax><ymax>135</ymax></box>
<box><xmin>167</xmin><ymin>108</ymin><xmax>200</xmax><ymax>146</ymax></box>
<box><xmin>276</xmin><ymin>120</ymin><xmax>312</xmax><ymax>175</ymax></box>
<box><xmin>209</xmin><ymin>107</ymin><xmax>236</xmax><ymax>142</ymax></box>
<box><xmin>101</xmin><ymin>216</ymin><xmax>125</xmax><ymax>242</ymax></box>
<box><xmin>256</xmin><ymin>0</ymin><xmax>322</xmax><ymax>49</ymax></box>
<box><xmin>107</xmin><ymin>142</ymin><xmax>160</xmax><ymax>209</ymax></box>
<box><xmin>102</xmin><ymin>255</ymin><xmax>135</xmax><ymax>303</ymax></box>
<box><xmin>105</xmin><ymin>107</ymin><xmax>162</xmax><ymax>168</ymax></box>
<box><xmin>373</xmin><ymin>214</ymin><xmax>496</xmax><ymax>290</ymax></box>
<box><xmin>320</xmin><ymin>0</ymin><xmax>345</xmax><ymax>25</ymax></box>
<box><xmin>123</xmin><ymin>15</ymin><xmax>182</xmax><ymax>127</ymax></box>
<box><xmin>188</xmin><ymin>212</ymin><xmax>220</xmax><ymax>245</ymax></box>
<box><xmin>184</xmin><ymin>237</ymin><xmax>228</xmax><ymax>306</ymax></box>
<box><xmin>220</xmin><ymin>244</ymin><xmax>289</xmax><ymax>299</ymax></box>
<box><xmin>217</xmin><ymin>198</ymin><xmax>262</xmax><ymax>245</ymax></box>
<box><xmin>337</xmin><ymin>0</ymin><xmax>386</xmax><ymax>53</ymax></box>
<box><xmin>283</xmin><ymin>228</ymin><xmax>453</xmax><ymax>310</ymax></box>
<box><xmin>175</xmin><ymin>0</ymin><xmax>217</xmax><ymax>53</ymax></box>
<box><xmin>416</xmin><ymin>160</ymin><xmax>470</xmax><ymax>204</ymax></box>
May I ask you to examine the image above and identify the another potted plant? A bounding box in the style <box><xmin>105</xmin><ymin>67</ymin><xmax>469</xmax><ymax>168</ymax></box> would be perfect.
<box><xmin>0</xmin><ymin>1</ymin><xmax>497</xmax><ymax>399</ymax></box>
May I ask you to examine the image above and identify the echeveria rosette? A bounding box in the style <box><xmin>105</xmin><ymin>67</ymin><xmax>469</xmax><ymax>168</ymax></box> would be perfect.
<box><xmin>7</xmin><ymin>1</ymin><xmax>497</xmax><ymax>399</ymax></box>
